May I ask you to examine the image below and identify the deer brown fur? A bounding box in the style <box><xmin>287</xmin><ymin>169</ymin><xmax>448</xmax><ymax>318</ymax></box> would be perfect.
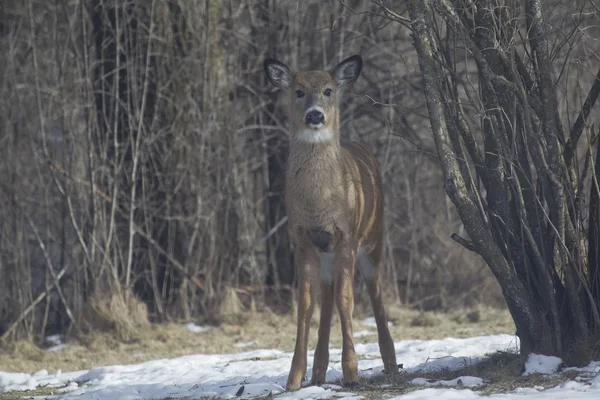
<box><xmin>264</xmin><ymin>55</ymin><xmax>398</xmax><ymax>390</ymax></box>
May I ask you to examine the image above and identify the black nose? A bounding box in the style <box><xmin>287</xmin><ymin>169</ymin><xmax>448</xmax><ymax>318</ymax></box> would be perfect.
<box><xmin>306</xmin><ymin>110</ymin><xmax>325</xmax><ymax>125</ymax></box>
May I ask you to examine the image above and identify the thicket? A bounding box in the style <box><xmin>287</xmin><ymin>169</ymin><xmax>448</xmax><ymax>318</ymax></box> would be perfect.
<box><xmin>1</xmin><ymin>0</ymin><xmax>595</xmax><ymax>345</ymax></box>
<box><xmin>404</xmin><ymin>0</ymin><xmax>600</xmax><ymax>359</ymax></box>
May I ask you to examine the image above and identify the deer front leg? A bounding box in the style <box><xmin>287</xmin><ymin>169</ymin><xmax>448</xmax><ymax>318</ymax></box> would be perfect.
<box><xmin>287</xmin><ymin>241</ymin><xmax>319</xmax><ymax>391</ymax></box>
<box><xmin>311</xmin><ymin>280</ymin><xmax>334</xmax><ymax>385</ymax></box>
<box><xmin>334</xmin><ymin>242</ymin><xmax>359</xmax><ymax>387</ymax></box>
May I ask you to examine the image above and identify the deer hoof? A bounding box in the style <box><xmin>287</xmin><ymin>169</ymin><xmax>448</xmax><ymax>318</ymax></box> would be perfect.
<box><xmin>343</xmin><ymin>381</ymin><xmax>360</xmax><ymax>389</ymax></box>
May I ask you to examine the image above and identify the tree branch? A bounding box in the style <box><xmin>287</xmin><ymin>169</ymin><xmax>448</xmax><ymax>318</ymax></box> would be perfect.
<box><xmin>564</xmin><ymin>66</ymin><xmax>600</xmax><ymax>165</ymax></box>
<box><xmin>450</xmin><ymin>233</ymin><xmax>477</xmax><ymax>252</ymax></box>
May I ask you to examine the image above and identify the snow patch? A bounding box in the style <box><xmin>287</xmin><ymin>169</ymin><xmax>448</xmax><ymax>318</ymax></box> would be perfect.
<box><xmin>48</xmin><ymin>344</ymin><xmax>67</xmax><ymax>352</ymax></box>
<box><xmin>0</xmin><ymin>372</ymin><xmax>37</xmax><ymax>392</ymax></box>
<box><xmin>33</xmin><ymin>369</ymin><xmax>49</xmax><ymax>378</ymax></box>
<box><xmin>184</xmin><ymin>322</ymin><xmax>211</xmax><ymax>333</ymax></box>
<box><xmin>45</xmin><ymin>334</ymin><xmax>67</xmax><ymax>352</ymax></box>
<box><xmin>361</xmin><ymin>317</ymin><xmax>392</xmax><ymax>328</ymax></box>
<box><xmin>410</xmin><ymin>376</ymin><xmax>484</xmax><ymax>387</ymax></box>
<box><xmin>392</xmin><ymin>388</ymin><xmax>480</xmax><ymax>399</ymax></box>
<box><xmin>45</xmin><ymin>334</ymin><xmax>62</xmax><ymax>346</ymax></box>
<box><xmin>276</xmin><ymin>386</ymin><xmax>355</xmax><ymax>399</ymax></box>
<box><xmin>523</xmin><ymin>353</ymin><xmax>563</xmax><ymax>376</ymax></box>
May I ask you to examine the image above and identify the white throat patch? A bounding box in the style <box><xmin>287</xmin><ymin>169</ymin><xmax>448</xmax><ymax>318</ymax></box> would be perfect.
<box><xmin>295</xmin><ymin>128</ymin><xmax>334</xmax><ymax>143</ymax></box>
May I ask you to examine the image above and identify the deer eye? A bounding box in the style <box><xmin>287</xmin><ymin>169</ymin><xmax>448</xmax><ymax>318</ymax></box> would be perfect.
<box><xmin>295</xmin><ymin>90</ymin><xmax>305</xmax><ymax>98</ymax></box>
<box><xmin>324</xmin><ymin>88</ymin><xmax>333</xmax><ymax>97</ymax></box>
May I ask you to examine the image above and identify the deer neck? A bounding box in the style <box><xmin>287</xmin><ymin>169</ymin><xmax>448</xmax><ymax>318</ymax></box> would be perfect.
<box><xmin>286</xmin><ymin>135</ymin><xmax>344</xmax><ymax>215</ymax></box>
<box><xmin>289</xmin><ymin>128</ymin><xmax>341</xmax><ymax>168</ymax></box>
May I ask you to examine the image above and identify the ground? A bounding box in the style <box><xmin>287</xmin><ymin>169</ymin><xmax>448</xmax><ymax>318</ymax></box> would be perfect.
<box><xmin>0</xmin><ymin>306</ymin><xmax>599</xmax><ymax>399</ymax></box>
<box><xmin>0</xmin><ymin>306</ymin><xmax>514</xmax><ymax>374</ymax></box>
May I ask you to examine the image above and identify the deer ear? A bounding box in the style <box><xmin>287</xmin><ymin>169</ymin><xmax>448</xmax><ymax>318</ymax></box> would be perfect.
<box><xmin>332</xmin><ymin>55</ymin><xmax>362</xmax><ymax>88</ymax></box>
<box><xmin>264</xmin><ymin>58</ymin><xmax>293</xmax><ymax>90</ymax></box>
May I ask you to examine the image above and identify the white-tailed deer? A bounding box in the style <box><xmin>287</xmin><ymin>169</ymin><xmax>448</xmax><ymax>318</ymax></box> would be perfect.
<box><xmin>264</xmin><ymin>55</ymin><xmax>398</xmax><ymax>390</ymax></box>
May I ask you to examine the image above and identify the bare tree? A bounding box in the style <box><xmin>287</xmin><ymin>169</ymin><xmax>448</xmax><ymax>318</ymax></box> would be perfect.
<box><xmin>392</xmin><ymin>0</ymin><xmax>600</xmax><ymax>360</ymax></box>
<box><xmin>0</xmin><ymin>0</ymin><xmax>507</xmax><ymax>342</ymax></box>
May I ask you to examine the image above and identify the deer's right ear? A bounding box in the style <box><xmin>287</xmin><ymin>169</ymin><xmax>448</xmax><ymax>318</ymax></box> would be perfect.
<box><xmin>264</xmin><ymin>58</ymin><xmax>292</xmax><ymax>90</ymax></box>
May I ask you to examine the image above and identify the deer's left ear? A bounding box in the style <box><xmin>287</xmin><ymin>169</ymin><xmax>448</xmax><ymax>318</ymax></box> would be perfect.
<box><xmin>332</xmin><ymin>55</ymin><xmax>362</xmax><ymax>88</ymax></box>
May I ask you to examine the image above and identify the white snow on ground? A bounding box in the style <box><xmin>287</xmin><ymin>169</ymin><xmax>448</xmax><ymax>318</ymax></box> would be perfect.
<box><xmin>45</xmin><ymin>335</ymin><xmax>67</xmax><ymax>352</ymax></box>
<box><xmin>410</xmin><ymin>376</ymin><xmax>485</xmax><ymax>387</ymax></box>
<box><xmin>399</xmin><ymin>361</ymin><xmax>600</xmax><ymax>400</ymax></box>
<box><xmin>276</xmin><ymin>386</ymin><xmax>358</xmax><ymax>400</ymax></box>
<box><xmin>47</xmin><ymin>344</ymin><xmax>67</xmax><ymax>353</ymax></box>
<box><xmin>0</xmin><ymin>332</ymin><xmax>599</xmax><ymax>400</ymax></box>
<box><xmin>523</xmin><ymin>354</ymin><xmax>563</xmax><ymax>376</ymax></box>
<box><xmin>184</xmin><ymin>322</ymin><xmax>212</xmax><ymax>333</ymax></box>
<box><xmin>395</xmin><ymin>375</ymin><xmax>600</xmax><ymax>400</ymax></box>
<box><xmin>361</xmin><ymin>316</ymin><xmax>392</xmax><ymax>328</ymax></box>
<box><xmin>45</xmin><ymin>335</ymin><xmax>62</xmax><ymax>346</ymax></box>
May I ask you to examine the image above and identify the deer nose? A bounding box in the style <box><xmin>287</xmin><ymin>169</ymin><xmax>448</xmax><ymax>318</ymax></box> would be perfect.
<box><xmin>305</xmin><ymin>109</ymin><xmax>325</xmax><ymax>126</ymax></box>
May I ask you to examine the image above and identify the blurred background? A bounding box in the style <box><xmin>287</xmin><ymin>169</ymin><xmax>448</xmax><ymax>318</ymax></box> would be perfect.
<box><xmin>1</xmin><ymin>0</ymin><xmax>596</xmax><ymax>343</ymax></box>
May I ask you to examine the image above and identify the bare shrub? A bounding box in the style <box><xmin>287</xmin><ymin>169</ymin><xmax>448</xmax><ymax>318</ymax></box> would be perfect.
<box><xmin>83</xmin><ymin>291</ymin><xmax>149</xmax><ymax>341</ymax></box>
<box><xmin>0</xmin><ymin>0</ymin><xmax>513</xmax><ymax>342</ymax></box>
<box><xmin>400</xmin><ymin>0</ymin><xmax>600</xmax><ymax>360</ymax></box>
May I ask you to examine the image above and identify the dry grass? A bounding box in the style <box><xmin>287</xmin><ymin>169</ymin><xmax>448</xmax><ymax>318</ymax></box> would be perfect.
<box><xmin>0</xmin><ymin>305</ymin><xmax>514</xmax><ymax>374</ymax></box>
<box><xmin>0</xmin><ymin>386</ymin><xmax>62</xmax><ymax>400</ymax></box>
<box><xmin>81</xmin><ymin>291</ymin><xmax>150</xmax><ymax>341</ymax></box>
<box><xmin>342</xmin><ymin>351</ymin><xmax>580</xmax><ymax>399</ymax></box>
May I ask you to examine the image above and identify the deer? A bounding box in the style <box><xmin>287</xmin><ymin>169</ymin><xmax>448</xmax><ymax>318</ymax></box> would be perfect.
<box><xmin>263</xmin><ymin>54</ymin><xmax>398</xmax><ymax>391</ymax></box>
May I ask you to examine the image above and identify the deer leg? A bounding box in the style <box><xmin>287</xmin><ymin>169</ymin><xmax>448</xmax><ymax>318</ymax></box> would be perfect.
<box><xmin>365</xmin><ymin>274</ymin><xmax>398</xmax><ymax>374</ymax></box>
<box><xmin>334</xmin><ymin>242</ymin><xmax>359</xmax><ymax>387</ymax></box>
<box><xmin>359</xmin><ymin>245</ymin><xmax>398</xmax><ymax>375</ymax></box>
<box><xmin>287</xmin><ymin>242</ymin><xmax>319</xmax><ymax>391</ymax></box>
<box><xmin>311</xmin><ymin>280</ymin><xmax>334</xmax><ymax>385</ymax></box>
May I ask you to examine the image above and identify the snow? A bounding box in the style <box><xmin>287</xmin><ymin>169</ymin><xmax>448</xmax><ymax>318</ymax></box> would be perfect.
<box><xmin>0</xmin><ymin>332</ymin><xmax>599</xmax><ymax>400</ymax></box>
<box><xmin>361</xmin><ymin>316</ymin><xmax>393</xmax><ymax>328</ymax></box>
<box><xmin>393</xmin><ymin>375</ymin><xmax>600</xmax><ymax>400</ymax></box>
<box><xmin>410</xmin><ymin>376</ymin><xmax>485</xmax><ymax>387</ymax></box>
<box><xmin>48</xmin><ymin>344</ymin><xmax>67</xmax><ymax>352</ymax></box>
<box><xmin>523</xmin><ymin>354</ymin><xmax>563</xmax><ymax>376</ymax></box>
<box><xmin>276</xmin><ymin>386</ymin><xmax>357</xmax><ymax>399</ymax></box>
<box><xmin>45</xmin><ymin>335</ymin><xmax>67</xmax><ymax>352</ymax></box>
<box><xmin>184</xmin><ymin>322</ymin><xmax>212</xmax><ymax>333</ymax></box>
<box><xmin>396</xmin><ymin>388</ymin><xmax>481</xmax><ymax>399</ymax></box>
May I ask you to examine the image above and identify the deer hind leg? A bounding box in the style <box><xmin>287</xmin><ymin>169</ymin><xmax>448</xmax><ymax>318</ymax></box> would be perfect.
<box><xmin>311</xmin><ymin>280</ymin><xmax>334</xmax><ymax>385</ymax></box>
<box><xmin>334</xmin><ymin>242</ymin><xmax>359</xmax><ymax>387</ymax></box>
<box><xmin>359</xmin><ymin>245</ymin><xmax>398</xmax><ymax>375</ymax></box>
<box><xmin>287</xmin><ymin>241</ymin><xmax>319</xmax><ymax>391</ymax></box>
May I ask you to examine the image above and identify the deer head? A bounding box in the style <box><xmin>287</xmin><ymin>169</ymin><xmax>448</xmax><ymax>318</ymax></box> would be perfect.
<box><xmin>264</xmin><ymin>55</ymin><xmax>363</xmax><ymax>143</ymax></box>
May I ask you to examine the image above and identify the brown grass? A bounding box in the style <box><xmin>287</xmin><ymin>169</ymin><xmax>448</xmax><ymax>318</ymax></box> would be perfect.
<box><xmin>0</xmin><ymin>306</ymin><xmax>514</xmax><ymax>374</ymax></box>
<box><xmin>0</xmin><ymin>386</ymin><xmax>62</xmax><ymax>400</ymax></box>
<box><xmin>348</xmin><ymin>351</ymin><xmax>580</xmax><ymax>399</ymax></box>
<box><xmin>80</xmin><ymin>291</ymin><xmax>150</xmax><ymax>341</ymax></box>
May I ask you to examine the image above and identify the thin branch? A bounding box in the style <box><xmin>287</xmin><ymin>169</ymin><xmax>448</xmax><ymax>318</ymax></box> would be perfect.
<box><xmin>0</xmin><ymin>267</ymin><xmax>69</xmax><ymax>342</ymax></box>
<box><xmin>450</xmin><ymin>233</ymin><xmax>477</xmax><ymax>252</ymax></box>
<box><xmin>564</xmin><ymin>65</ymin><xmax>600</xmax><ymax>165</ymax></box>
